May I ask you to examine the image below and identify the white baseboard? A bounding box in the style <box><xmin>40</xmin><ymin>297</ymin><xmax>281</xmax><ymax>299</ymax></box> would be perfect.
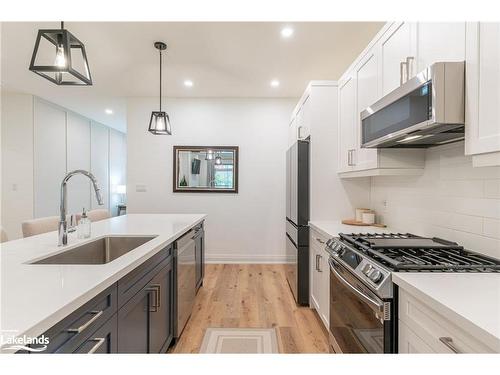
<box><xmin>205</xmin><ymin>253</ymin><xmax>293</xmax><ymax>264</ymax></box>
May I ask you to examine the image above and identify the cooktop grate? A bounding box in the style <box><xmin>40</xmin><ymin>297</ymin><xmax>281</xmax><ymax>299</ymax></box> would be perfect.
<box><xmin>338</xmin><ymin>232</ymin><xmax>500</xmax><ymax>272</ymax></box>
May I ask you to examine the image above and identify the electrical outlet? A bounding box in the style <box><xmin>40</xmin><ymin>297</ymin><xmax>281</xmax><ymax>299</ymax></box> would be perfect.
<box><xmin>135</xmin><ymin>184</ymin><xmax>147</xmax><ymax>193</ymax></box>
<box><xmin>382</xmin><ymin>199</ymin><xmax>388</xmax><ymax>213</ymax></box>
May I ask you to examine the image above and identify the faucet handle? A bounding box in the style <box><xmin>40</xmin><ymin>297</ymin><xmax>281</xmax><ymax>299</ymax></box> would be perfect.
<box><xmin>67</xmin><ymin>214</ymin><xmax>77</xmax><ymax>233</ymax></box>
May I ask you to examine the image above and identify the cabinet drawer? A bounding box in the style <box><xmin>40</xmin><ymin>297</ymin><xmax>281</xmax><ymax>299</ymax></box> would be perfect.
<box><xmin>72</xmin><ymin>314</ymin><xmax>117</xmax><ymax>353</ymax></box>
<box><xmin>398</xmin><ymin>320</ymin><xmax>435</xmax><ymax>353</ymax></box>
<box><xmin>32</xmin><ymin>284</ymin><xmax>117</xmax><ymax>353</ymax></box>
<box><xmin>399</xmin><ymin>289</ymin><xmax>495</xmax><ymax>353</ymax></box>
<box><xmin>310</xmin><ymin>229</ymin><xmax>328</xmax><ymax>250</ymax></box>
<box><xmin>118</xmin><ymin>245</ymin><xmax>172</xmax><ymax>307</ymax></box>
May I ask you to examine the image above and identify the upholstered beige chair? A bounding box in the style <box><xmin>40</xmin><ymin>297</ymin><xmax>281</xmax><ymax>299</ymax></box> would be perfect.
<box><xmin>22</xmin><ymin>216</ymin><xmax>60</xmax><ymax>238</ymax></box>
<box><xmin>87</xmin><ymin>209</ymin><xmax>110</xmax><ymax>222</ymax></box>
<box><xmin>1</xmin><ymin>227</ymin><xmax>8</xmax><ymax>243</ymax></box>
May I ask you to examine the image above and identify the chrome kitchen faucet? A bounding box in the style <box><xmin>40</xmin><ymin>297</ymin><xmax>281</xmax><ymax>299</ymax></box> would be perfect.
<box><xmin>59</xmin><ymin>170</ymin><xmax>104</xmax><ymax>246</ymax></box>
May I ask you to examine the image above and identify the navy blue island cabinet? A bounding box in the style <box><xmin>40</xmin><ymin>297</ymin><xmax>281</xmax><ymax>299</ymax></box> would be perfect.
<box><xmin>28</xmin><ymin>244</ymin><xmax>174</xmax><ymax>354</ymax></box>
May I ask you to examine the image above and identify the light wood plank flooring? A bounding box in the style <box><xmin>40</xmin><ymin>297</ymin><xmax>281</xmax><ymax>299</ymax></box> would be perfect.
<box><xmin>171</xmin><ymin>264</ymin><xmax>330</xmax><ymax>353</ymax></box>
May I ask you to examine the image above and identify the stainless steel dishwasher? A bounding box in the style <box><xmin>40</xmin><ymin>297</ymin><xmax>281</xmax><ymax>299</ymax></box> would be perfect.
<box><xmin>174</xmin><ymin>228</ymin><xmax>196</xmax><ymax>338</ymax></box>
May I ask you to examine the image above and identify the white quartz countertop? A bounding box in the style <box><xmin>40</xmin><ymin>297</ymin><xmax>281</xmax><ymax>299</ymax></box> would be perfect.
<box><xmin>0</xmin><ymin>213</ymin><xmax>206</xmax><ymax>351</ymax></box>
<box><xmin>309</xmin><ymin>220</ymin><xmax>391</xmax><ymax>238</ymax></box>
<box><xmin>393</xmin><ymin>273</ymin><xmax>500</xmax><ymax>351</ymax></box>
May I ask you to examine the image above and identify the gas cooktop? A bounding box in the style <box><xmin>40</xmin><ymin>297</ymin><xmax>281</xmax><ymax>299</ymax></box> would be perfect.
<box><xmin>337</xmin><ymin>232</ymin><xmax>500</xmax><ymax>272</ymax></box>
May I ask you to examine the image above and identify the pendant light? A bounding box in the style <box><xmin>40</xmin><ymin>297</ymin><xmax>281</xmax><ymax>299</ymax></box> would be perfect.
<box><xmin>215</xmin><ymin>152</ymin><xmax>222</xmax><ymax>165</ymax></box>
<box><xmin>29</xmin><ymin>21</ymin><xmax>92</xmax><ymax>85</ymax></box>
<box><xmin>205</xmin><ymin>149</ymin><xmax>214</xmax><ymax>160</ymax></box>
<box><xmin>148</xmin><ymin>42</ymin><xmax>172</xmax><ymax>135</ymax></box>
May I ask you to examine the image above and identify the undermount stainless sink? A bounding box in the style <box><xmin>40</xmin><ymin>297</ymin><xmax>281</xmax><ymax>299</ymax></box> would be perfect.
<box><xmin>31</xmin><ymin>235</ymin><xmax>157</xmax><ymax>265</ymax></box>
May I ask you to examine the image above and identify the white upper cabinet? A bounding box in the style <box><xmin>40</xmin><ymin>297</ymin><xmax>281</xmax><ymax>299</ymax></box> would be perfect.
<box><xmin>465</xmin><ymin>22</ymin><xmax>500</xmax><ymax>166</ymax></box>
<box><xmin>354</xmin><ymin>49</ymin><xmax>379</xmax><ymax>171</ymax></box>
<box><xmin>338</xmin><ymin>75</ymin><xmax>356</xmax><ymax>173</ymax></box>
<box><xmin>415</xmin><ymin>22</ymin><xmax>466</xmax><ymax>71</ymax></box>
<box><xmin>380</xmin><ymin>22</ymin><xmax>416</xmax><ymax>96</ymax></box>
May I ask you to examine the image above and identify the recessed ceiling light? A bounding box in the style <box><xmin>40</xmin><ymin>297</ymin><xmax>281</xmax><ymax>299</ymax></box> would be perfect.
<box><xmin>184</xmin><ymin>80</ymin><xmax>194</xmax><ymax>87</ymax></box>
<box><xmin>270</xmin><ymin>79</ymin><xmax>280</xmax><ymax>88</ymax></box>
<box><xmin>105</xmin><ymin>109</ymin><xmax>113</xmax><ymax>115</ymax></box>
<box><xmin>281</xmin><ymin>27</ymin><xmax>294</xmax><ymax>38</ymax></box>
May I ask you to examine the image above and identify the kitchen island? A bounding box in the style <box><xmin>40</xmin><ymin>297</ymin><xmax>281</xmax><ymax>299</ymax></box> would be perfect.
<box><xmin>0</xmin><ymin>213</ymin><xmax>206</xmax><ymax>353</ymax></box>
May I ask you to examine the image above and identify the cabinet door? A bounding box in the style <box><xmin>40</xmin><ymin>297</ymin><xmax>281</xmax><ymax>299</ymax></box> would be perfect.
<box><xmin>148</xmin><ymin>262</ymin><xmax>174</xmax><ymax>353</ymax></box>
<box><xmin>67</xmin><ymin>112</ymin><xmax>91</xmax><ymax>214</ymax></box>
<box><xmin>465</xmin><ymin>22</ymin><xmax>500</xmax><ymax>156</ymax></box>
<box><xmin>380</xmin><ymin>22</ymin><xmax>416</xmax><ymax>96</ymax></box>
<box><xmin>310</xmin><ymin>245</ymin><xmax>320</xmax><ymax>310</ymax></box>
<box><xmin>73</xmin><ymin>315</ymin><xmax>118</xmax><ymax>353</ymax></box>
<box><xmin>33</xmin><ymin>99</ymin><xmax>67</xmax><ymax>218</ymax></box>
<box><xmin>416</xmin><ymin>22</ymin><xmax>466</xmax><ymax>71</ymax></box>
<box><xmin>355</xmin><ymin>50</ymin><xmax>379</xmax><ymax>171</ymax></box>
<box><xmin>117</xmin><ymin>285</ymin><xmax>150</xmax><ymax>353</ymax></box>
<box><xmin>297</xmin><ymin>96</ymin><xmax>311</xmax><ymax>140</ymax></box>
<box><xmin>91</xmin><ymin>122</ymin><xmax>109</xmax><ymax>210</ymax></box>
<box><xmin>288</xmin><ymin>117</ymin><xmax>297</xmax><ymax>147</ymax></box>
<box><xmin>318</xmin><ymin>248</ymin><xmax>329</xmax><ymax>329</ymax></box>
<box><xmin>338</xmin><ymin>75</ymin><xmax>356</xmax><ymax>173</ymax></box>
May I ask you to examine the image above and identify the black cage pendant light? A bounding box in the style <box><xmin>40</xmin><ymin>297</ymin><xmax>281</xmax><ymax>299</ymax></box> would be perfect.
<box><xmin>29</xmin><ymin>21</ymin><xmax>92</xmax><ymax>86</ymax></box>
<box><xmin>148</xmin><ymin>42</ymin><xmax>172</xmax><ymax>135</ymax></box>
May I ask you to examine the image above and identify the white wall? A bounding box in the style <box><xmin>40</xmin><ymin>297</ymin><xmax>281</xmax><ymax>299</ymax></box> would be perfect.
<box><xmin>370</xmin><ymin>142</ymin><xmax>500</xmax><ymax>259</ymax></box>
<box><xmin>127</xmin><ymin>97</ymin><xmax>296</xmax><ymax>263</ymax></box>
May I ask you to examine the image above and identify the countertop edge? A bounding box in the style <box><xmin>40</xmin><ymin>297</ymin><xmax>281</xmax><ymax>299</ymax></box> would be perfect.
<box><xmin>392</xmin><ymin>273</ymin><xmax>500</xmax><ymax>351</ymax></box>
<box><xmin>1</xmin><ymin>214</ymin><xmax>206</xmax><ymax>352</ymax></box>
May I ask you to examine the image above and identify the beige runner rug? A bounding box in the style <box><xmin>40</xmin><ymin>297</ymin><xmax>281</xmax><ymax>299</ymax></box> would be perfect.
<box><xmin>199</xmin><ymin>328</ymin><xmax>279</xmax><ymax>354</ymax></box>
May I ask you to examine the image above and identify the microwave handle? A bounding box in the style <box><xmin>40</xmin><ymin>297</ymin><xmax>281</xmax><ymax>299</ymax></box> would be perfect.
<box><xmin>329</xmin><ymin>258</ymin><xmax>383</xmax><ymax>312</ymax></box>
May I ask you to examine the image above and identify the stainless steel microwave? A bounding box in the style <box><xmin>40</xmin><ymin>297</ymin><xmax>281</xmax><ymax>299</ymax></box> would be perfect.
<box><xmin>360</xmin><ymin>61</ymin><xmax>465</xmax><ymax>148</ymax></box>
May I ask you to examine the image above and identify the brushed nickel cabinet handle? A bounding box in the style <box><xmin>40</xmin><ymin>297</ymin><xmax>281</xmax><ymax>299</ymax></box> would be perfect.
<box><xmin>67</xmin><ymin>310</ymin><xmax>103</xmax><ymax>333</ymax></box>
<box><xmin>86</xmin><ymin>338</ymin><xmax>105</xmax><ymax>354</ymax></box>
<box><xmin>146</xmin><ymin>284</ymin><xmax>161</xmax><ymax>312</ymax></box>
<box><xmin>317</xmin><ymin>255</ymin><xmax>323</xmax><ymax>272</ymax></box>
<box><xmin>439</xmin><ymin>337</ymin><xmax>462</xmax><ymax>354</ymax></box>
<box><xmin>315</xmin><ymin>254</ymin><xmax>319</xmax><ymax>271</ymax></box>
<box><xmin>315</xmin><ymin>238</ymin><xmax>325</xmax><ymax>244</ymax></box>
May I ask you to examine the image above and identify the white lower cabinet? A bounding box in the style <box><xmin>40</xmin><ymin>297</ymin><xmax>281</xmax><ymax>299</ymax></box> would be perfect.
<box><xmin>309</xmin><ymin>229</ymin><xmax>329</xmax><ymax>329</ymax></box>
<box><xmin>398</xmin><ymin>289</ymin><xmax>496</xmax><ymax>353</ymax></box>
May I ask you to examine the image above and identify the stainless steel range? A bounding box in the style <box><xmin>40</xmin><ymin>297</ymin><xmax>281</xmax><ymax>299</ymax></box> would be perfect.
<box><xmin>326</xmin><ymin>233</ymin><xmax>500</xmax><ymax>354</ymax></box>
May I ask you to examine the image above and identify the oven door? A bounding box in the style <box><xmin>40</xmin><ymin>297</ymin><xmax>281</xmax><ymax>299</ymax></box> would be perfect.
<box><xmin>329</xmin><ymin>257</ymin><xmax>392</xmax><ymax>353</ymax></box>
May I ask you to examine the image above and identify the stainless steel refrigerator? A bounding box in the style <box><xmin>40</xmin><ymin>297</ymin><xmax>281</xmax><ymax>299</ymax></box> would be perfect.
<box><xmin>285</xmin><ymin>140</ymin><xmax>309</xmax><ymax>306</ymax></box>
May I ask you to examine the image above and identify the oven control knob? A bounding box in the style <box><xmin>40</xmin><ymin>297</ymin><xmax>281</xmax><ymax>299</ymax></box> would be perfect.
<box><xmin>369</xmin><ymin>269</ymin><xmax>383</xmax><ymax>283</ymax></box>
<box><xmin>361</xmin><ymin>263</ymin><xmax>373</xmax><ymax>275</ymax></box>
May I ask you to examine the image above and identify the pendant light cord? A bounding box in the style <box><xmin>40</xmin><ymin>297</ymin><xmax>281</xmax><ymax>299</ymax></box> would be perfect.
<box><xmin>159</xmin><ymin>49</ymin><xmax>162</xmax><ymax>112</ymax></box>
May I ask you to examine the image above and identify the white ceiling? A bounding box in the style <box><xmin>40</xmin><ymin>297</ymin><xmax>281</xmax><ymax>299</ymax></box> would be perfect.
<box><xmin>1</xmin><ymin>22</ymin><xmax>383</xmax><ymax>132</ymax></box>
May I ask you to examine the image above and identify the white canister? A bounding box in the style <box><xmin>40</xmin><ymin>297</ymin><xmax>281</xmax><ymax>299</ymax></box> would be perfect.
<box><xmin>356</xmin><ymin>208</ymin><xmax>371</xmax><ymax>222</ymax></box>
<box><xmin>362</xmin><ymin>212</ymin><xmax>376</xmax><ymax>225</ymax></box>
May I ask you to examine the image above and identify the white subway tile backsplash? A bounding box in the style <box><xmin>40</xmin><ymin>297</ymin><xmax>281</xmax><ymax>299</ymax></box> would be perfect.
<box><xmin>370</xmin><ymin>142</ymin><xmax>500</xmax><ymax>258</ymax></box>
<box><xmin>483</xmin><ymin>218</ymin><xmax>500</xmax><ymax>239</ymax></box>
<box><xmin>485</xmin><ymin>180</ymin><xmax>500</xmax><ymax>199</ymax></box>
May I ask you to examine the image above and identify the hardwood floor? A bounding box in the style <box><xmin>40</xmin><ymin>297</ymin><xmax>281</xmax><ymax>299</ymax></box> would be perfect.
<box><xmin>170</xmin><ymin>264</ymin><xmax>330</xmax><ymax>353</ymax></box>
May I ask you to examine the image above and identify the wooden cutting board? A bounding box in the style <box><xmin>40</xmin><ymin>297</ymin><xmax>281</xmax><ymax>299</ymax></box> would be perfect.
<box><xmin>342</xmin><ymin>219</ymin><xmax>387</xmax><ymax>228</ymax></box>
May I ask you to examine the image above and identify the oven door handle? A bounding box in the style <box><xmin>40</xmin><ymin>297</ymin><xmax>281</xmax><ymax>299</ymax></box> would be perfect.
<box><xmin>329</xmin><ymin>258</ymin><xmax>384</xmax><ymax>312</ymax></box>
